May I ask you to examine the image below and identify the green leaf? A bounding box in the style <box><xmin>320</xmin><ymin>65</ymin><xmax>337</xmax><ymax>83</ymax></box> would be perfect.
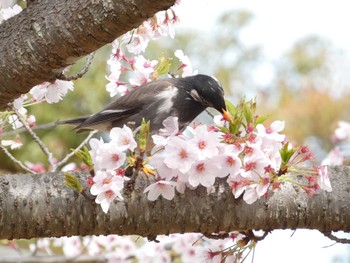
<box><xmin>138</xmin><ymin>119</ymin><xmax>150</xmax><ymax>153</ymax></box>
<box><xmin>225</xmin><ymin>100</ymin><xmax>236</xmax><ymax>116</ymax></box>
<box><xmin>255</xmin><ymin>114</ymin><xmax>271</xmax><ymax>126</ymax></box>
<box><xmin>64</xmin><ymin>172</ymin><xmax>84</xmax><ymax>193</ymax></box>
<box><xmin>73</xmin><ymin>146</ymin><xmax>93</xmax><ymax>171</ymax></box>
<box><xmin>155</xmin><ymin>56</ymin><xmax>172</xmax><ymax>77</ymax></box>
<box><xmin>280</xmin><ymin>142</ymin><xmax>296</xmax><ymax>165</ymax></box>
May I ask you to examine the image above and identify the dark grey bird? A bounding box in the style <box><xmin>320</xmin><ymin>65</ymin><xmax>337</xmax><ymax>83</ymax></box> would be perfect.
<box><xmin>60</xmin><ymin>74</ymin><xmax>230</xmax><ymax>136</ymax></box>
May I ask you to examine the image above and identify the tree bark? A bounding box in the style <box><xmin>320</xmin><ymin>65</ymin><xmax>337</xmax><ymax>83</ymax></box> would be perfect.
<box><xmin>0</xmin><ymin>165</ymin><xmax>349</xmax><ymax>240</ymax></box>
<box><xmin>0</xmin><ymin>0</ymin><xmax>176</xmax><ymax>109</ymax></box>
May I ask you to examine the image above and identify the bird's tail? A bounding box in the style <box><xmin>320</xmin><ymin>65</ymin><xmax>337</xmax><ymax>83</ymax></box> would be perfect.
<box><xmin>56</xmin><ymin>116</ymin><xmax>89</xmax><ymax>126</ymax></box>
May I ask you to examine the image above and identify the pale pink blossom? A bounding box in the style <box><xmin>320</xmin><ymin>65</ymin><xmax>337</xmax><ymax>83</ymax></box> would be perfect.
<box><xmin>30</xmin><ymin>80</ymin><xmax>74</xmax><ymax>104</ymax></box>
<box><xmin>164</xmin><ymin>136</ymin><xmax>198</xmax><ymax>173</ymax></box>
<box><xmin>91</xmin><ymin>142</ymin><xmax>126</xmax><ymax>170</ymax></box>
<box><xmin>318</xmin><ymin>166</ymin><xmax>332</xmax><ymax>192</ymax></box>
<box><xmin>95</xmin><ymin>183</ymin><xmax>124</xmax><ymax>213</ymax></box>
<box><xmin>334</xmin><ymin>121</ymin><xmax>350</xmax><ymax>141</ymax></box>
<box><xmin>152</xmin><ymin>117</ymin><xmax>179</xmax><ymax>149</ymax></box>
<box><xmin>8</xmin><ymin>114</ymin><xmax>23</xmax><ymax>130</ymax></box>
<box><xmin>190</xmin><ymin>125</ymin><xmax>220</xmax><ymax>159</ymax></box>
<box><xmin>0</xmin><ymin>4</ymin><xmax>22</xmax><ymax>24</ymax></box>
<box><xmin>256</xmin><ymin>120</ymin><xmax>285</xmax><ymax>142</ymax></box>
<box><xmin>174</xmin><ymin>50</ymin><xmax>198</xmax><ymax>77</ymax></box>
<box><xmin>109</xmin><ymin>125</ymin><xmax>137</xmax><ymax>152</ymax></box>
<box><xmin>216</xmin><ymin>145</ymin><xmax>242</xmax><ymax>178</ymax></box>
<box><xmin>321</xmin><ymin>147</ymin><xmax>344</xmax><ymax>165</ymax></box>
<box><xmin>188</xmin><ymin>159</ymin><xmax>221</xmax><ymax>187</ymax></box>
<box><xmin>106</xmin><ymin>61</ymin><xmax>128</xmax><ymax>97</ymax></box>
<box><xmin>13</xmin><ymin>94</ymin><xmax>27</xmax><ymax>110</ymax></box>
<box><xmin>143</xmin><ymin>180</ymin><xmax>177</xmax><ymax>201</ymax></box>
<box><xmin>149</xmin><ymin>155</ymin><xmax>177</xmax><ymax>180</ymax></box>
<box><xmin>1</xmin><ymin>139</ymin><xmax>22</xmax><ymax>149</ymax></box>
<box><xmin>122</xmin><ymin>32</ymin><xmax>150</xmax><ymax>54</ymax></box>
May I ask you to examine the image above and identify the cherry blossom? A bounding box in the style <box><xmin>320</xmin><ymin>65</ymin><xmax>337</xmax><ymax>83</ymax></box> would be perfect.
<box><xmin>0</xmin><ymin>4</ymin><xmax>22</xmax><ymax>24</ymax></box>
<box><xmin>190</xmin><ymin>125</ymin><xmax>221</xmax><ymax>159</ymax></box>
<box><xmin>1</xmin><ymin>139</ymin><xmax>22</xmax><ymax>150</ymax></box>
<box><xmin>334</xmin><ymin>121</ymin><xmax>350</xmax><ymax>141</ymax></box>
<box><xmin>321</xmin><ymin>146</ymin><xmax>344</xmax><ymax>165</ymax></box>
<box><xmin>317</xmin><ymin>166</ymin><xmax>332</xmax><ymax>192</ymax></box>
<box><xmin>109</xmin><ymin>125</ymin><xmax>137</xmax><ymax>152</ymax></box>
<box><xmin>164</xmin><ymin>136</ymin><xmax>199</xmax><ymax>173</ymax></box>
<box><xmin>30</xmin><ymin>80</ymin><xmax>74</xmax><ymax>104</ymax></box>
<box><xmin>90</xmin><ymin>142</ymin><xmax>126</xmax><ymax>170</ymax></box>
<box><xmin>174</xmin><ymin>49</ymin><xmax>198</xmax><ymax>77</ymax></box>
<box><xmin>188</xmin><ymin>159</ymin><xmax>221</xmax><ymax>187</ymax></box>
<box><xmin>13</xmin><ymin>94</ymin><xmax>27</xmax><ymax>110</ymax></box>
<box><xmin>143</xmin><ymin>180</ymin><xmax>177</xmax><ymax>201</ymax></box>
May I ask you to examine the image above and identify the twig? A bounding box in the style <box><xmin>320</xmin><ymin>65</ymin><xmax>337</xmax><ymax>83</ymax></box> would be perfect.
<box><xmin>55</xmin><ymin>131</ymin><xmax>97</xmax><ymax>170</ymax></box>
<box><xmin>323</xmin><ymin>231</ymin><xmax>350</xmax><ymax>244</ymax></box>
<box><xmin>9</xmin><ymin>104</ymin><xmax>56</xmax><ymax>170</ymax></box>
<box><xmin>205</xmin><ymin>109</ymin><xmax>215</xmax><ymax>118</ymax></box>
<box><xmin>0</xmin><ymin>143</ymin><xmax>34</xmax><ymax>173</ymax></box>
<box><xmin>58</xmin><ymin>52</ymin><xmax>95</xmax><ymax>81</ymax></box>
<box><xmin>2</xmin><ymin>121</ymin><xmax>58</xmax><ymax>137</ymax></box>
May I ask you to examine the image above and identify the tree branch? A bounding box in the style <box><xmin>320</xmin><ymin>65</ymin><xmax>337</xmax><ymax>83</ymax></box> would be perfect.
<box><xmin>0</xmin><ymin>0</ymin><xmax>176</xmax><ymax>109</ymax></box>
<box><xmin>0</xmin><ymin>165</ymin><xmax>349</xmax><ymax>240</ymax></box>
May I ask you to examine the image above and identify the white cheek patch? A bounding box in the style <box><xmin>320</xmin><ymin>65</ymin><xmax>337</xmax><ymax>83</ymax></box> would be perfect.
<box><xmin>156</xmin><ymin>86</ymin><xmax>178</xmax><ymax>113</ymax></box>
<box><xmin>190</xmin><ymin>89</ymin><xmax>210</xmax><ymax>106</ymax></box>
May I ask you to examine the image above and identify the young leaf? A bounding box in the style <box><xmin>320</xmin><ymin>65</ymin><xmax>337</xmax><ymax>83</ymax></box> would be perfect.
<box><xmin>154</xmin><ymin>56</ymin><xmax>172</xmax><ymax>78</ymax></box>
<box><xmin>138</xmin><ymin>119</ymin><xmax>150</xmax><ymax>153</ymax></box>
<box><xmin>73</xmin><ymin>146</ymin><xmax>93</xmax><ymax>171</ymax></box>
<box><xmin>64</xmin><ymin>172</ymin><xmax>84</xmax><ymax>193</ymax></box>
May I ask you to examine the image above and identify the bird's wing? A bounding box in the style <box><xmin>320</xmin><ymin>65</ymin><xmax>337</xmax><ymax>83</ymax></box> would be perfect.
<box><xmin>75</xmin><ymin>79</ymin><xmax>176</xmax><ymax>130</ymax></box>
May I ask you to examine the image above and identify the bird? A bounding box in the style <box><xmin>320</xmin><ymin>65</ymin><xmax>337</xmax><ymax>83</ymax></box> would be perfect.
<box><xmin>59</xmin><ymin>74</ymin><xmax>230</xmax><ymax>140</ymax></box>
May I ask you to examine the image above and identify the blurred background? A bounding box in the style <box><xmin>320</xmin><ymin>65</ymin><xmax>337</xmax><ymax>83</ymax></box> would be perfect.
<box><xmin>2</xmin><ymin>0</ymin><xmax>350</xmax><ymax>261</ymax></box>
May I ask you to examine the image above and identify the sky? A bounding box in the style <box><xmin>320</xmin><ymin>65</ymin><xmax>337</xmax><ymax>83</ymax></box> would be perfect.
<box><xmin>176</xmin><ymin>1</ymin><xmax>350</xmax><ymax>262</ymax></box>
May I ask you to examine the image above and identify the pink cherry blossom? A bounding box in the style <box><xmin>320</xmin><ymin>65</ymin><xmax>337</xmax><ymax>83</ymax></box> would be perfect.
<box><xmin>143</xmin><ymin>180</ymin><xmax>177</xmax><ymax>201</ymax></box>
<box><xmin>321</xmin><ymin>147</ymin><xmax>344</xmax><ymax>165</ymax></box>
<box><xmin>334</xmin><ymin>121</ymin><xmax>350</xmax><ymax>141</ymax></box>
<box><xmin>109</xmin><ymin>125</ymin><xmax>137</xmax><ymax>152</ymax></box>
<box><xmin>256</xmin><ymin>120</ymin><xmax>285</xmax><ymax>142</ymax></box>
<box><xmin>164</xmin><ymin>136</ymin><xmax>198</xmax><ymax>173</ymax></box>
<box><xmin>149</xmin><ymin>155</ymin><xmax>177</xmax><ymax>180</ymax></box>
<box><xmin>317</xmin><ymin>166</ymin><xmax>332</xmax><ymax>192</ymax></box>
<box><xmin>13</xmin><ymin>94</ymin><xmax>27</xmax><ymax>110</ymax></box>
<box><xmin>188</xmin><ymin>159</ymin><xmax>221</xmax><ymax>188</ymax></box>
<box><xmin>30</xmin><ymin>80</ymin><xmax>74</xmax><ymax>104</ymax></box>
<box><xmin>0</xmin><ymin>4</ymin><xmax>22</xmax><ymax>24</ymax></box>
<box><xmin>190</xmin><ymin>125</ymin><xmax>220</xmax><ymax>159</ymax></box>
<box><xmin>174</xmin><ymin>49</ymin><xmax>198</xmax><ymax>77</ymax></box>
<box><xmin>1</xmin><ymin>139</ymin><xmax>22</xmax><ymax>149</ymax></box>
<box><xmin>91</xmin><ymin>142</ymin><xmax>126</xmax><ymax>170</ymax></box>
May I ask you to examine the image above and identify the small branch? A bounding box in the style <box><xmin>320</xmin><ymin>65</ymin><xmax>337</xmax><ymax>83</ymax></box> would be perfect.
<box><xmin>323</xmin><ymin>231</ymin><xmax>350</xmax><ymax>244</ymax></box>
<box><xmin>55</xmin><ymin>131</ymin><xmax>97</xmax><ymax>171</ymax></box>
<box><xmin>58</xmin><ymin>53</ymin><xmax>95</xmax><ymax>81</ymax></box>
<box><xmin>0</xmin><ymin>144</ymin><xmax>34</xmax><ymax>173</ymax></box>
<box><xmin>9</xmin><ymin>104</ymin><xmax>56</xmax><ymax>170</ymax></box>
<box><xmin>2</xmin><ymin>121</ymin><xmax>59</xmax><ymax>137</ymax></box>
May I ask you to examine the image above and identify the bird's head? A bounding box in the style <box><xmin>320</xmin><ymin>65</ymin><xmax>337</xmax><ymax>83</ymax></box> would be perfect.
<box><xmin>186</xmin><ymin>74</ymin><xmax>231</xmax><ymax>121</ymax></box>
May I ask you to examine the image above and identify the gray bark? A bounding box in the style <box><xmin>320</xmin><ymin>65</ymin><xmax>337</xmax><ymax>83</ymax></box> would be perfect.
<box><xmin>0</xmin><ymin>165</ymin><xmax>349</xmax><ymax>240</ymax></box>
<box><xmin>0</xmin><ymin>0</ymin><xmax>176</xmax><ymax>109</ymax></box>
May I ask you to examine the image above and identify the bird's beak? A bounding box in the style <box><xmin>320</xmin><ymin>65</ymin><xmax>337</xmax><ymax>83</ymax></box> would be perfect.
<box><xmin>222</xmin><ymin>109</ymin><xmax>232</xmax><ymax>122</ymax></box>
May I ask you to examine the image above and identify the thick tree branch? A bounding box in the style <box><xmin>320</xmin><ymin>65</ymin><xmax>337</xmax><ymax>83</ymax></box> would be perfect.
<box><xmin>0</xmin><ymin>0</ymin><xmax>176</xmax><ymax>109</ymax></box>
<box><xmin>0</xmin><ymin>165</ymin><xmax>349</xmax><ymax>240</ymax></box>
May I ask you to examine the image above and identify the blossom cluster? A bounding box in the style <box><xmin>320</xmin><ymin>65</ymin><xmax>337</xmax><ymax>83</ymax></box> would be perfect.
<box><xmin>105</xmin><ymin>3</ymin><xmax>197</xmax><ymax>98</ymax></box>
<box><xmin>19</xmin><ymin>231</ymin><xmax>248</xmax><ymax>263</ymax></box>
<box><xmin>88</xmin><ymin>125</ymin><xmax>137</xmax><ymax>213</ymax></box>
<box><xmin>86</xmin><ymin>112</ymin><xmax>332</xmax><ymax>214</ymax></box>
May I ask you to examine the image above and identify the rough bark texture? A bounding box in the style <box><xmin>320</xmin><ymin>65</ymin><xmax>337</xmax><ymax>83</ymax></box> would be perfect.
<box><xmin>0</xmin><ymin>165</ymin><xmax>349</xmax><ymax>240</ymax></box>
<box><xmin>0</xmin><ymin>0</ymin><xmax>176</xmax><ymax>109</ymax></box>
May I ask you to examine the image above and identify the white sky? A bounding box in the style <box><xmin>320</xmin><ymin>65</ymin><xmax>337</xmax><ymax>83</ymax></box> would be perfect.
<box><xmin>177</xmin><ymin>1</ymin><xmax>350</xmax><ymax>262</ymax></box>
